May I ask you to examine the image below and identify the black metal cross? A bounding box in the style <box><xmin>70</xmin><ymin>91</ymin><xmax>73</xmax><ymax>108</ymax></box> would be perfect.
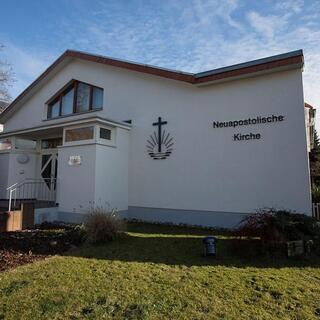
<box><xmin>152</xmin><ymin>117</ymin><xmax>167</xmax><ymax>152</ymax></box>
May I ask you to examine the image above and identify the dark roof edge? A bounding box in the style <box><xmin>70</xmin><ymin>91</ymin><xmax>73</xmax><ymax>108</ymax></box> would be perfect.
<box><xmin>195</xmin><ymin>50</ymin><xmax>303</xmax><ymax>78</ymax></box>
<box><xmin>68</xmin><ymin>49</ymin><xmax>194</xmax><ymax>76</ymax></box>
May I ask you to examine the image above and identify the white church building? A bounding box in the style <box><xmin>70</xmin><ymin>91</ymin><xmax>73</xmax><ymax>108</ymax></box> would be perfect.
<box><xmin>0</xmin><ymin>49</ymin><xmax>311</xmax><ymax>228</ymax></box>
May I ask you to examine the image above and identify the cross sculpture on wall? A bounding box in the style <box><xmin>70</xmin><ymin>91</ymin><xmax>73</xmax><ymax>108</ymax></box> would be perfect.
<box><xmin>152</xmin><ymin>117</ymin><xmax>167</xmax><ymax>153</ymax></box>
<box><xmin>147</xmin><ymin>116</ymin><xmax>174</xmax><ymax>160</ymax></box>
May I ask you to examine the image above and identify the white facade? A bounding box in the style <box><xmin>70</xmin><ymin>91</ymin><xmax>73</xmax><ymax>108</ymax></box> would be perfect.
<box><xmin>0</xmin><ymin>50</ymin><xmax>312</xmax><ymax>227</ymax></box>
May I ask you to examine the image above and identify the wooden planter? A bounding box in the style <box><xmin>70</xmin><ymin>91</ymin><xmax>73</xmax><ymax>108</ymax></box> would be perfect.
<box><xmin>0</xmin><ymin>203</ymin><xmax>34</xmax><ymax>232</ymax></box>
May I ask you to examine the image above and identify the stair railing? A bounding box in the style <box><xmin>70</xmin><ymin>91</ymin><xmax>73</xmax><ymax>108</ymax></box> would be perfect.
<box><xmin>6</xmin><ymin>178</ymin><xmax>57</xmax><ymax>212</ymax></box>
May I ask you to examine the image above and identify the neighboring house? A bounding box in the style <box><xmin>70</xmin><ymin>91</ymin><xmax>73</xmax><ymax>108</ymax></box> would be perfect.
<box><xmin>0</xmin><ymin>49</ymin><xmax>312</xmax><ymax>228</ymax></box>
<box><xmin>0</xmin><ymin>101</ymin><xmax>9</xmax><ymax>133</ymax></box>
<box><xmin>305</xmin><ymin>102</ymin><xmax>316</xmax><ymax>152</ymax></box>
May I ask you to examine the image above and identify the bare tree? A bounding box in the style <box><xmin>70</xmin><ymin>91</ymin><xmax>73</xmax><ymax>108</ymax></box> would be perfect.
<box><xmin>0</xmin><ymin>44</ymin><xmax>14</xmax><ymax>103</ymax></box>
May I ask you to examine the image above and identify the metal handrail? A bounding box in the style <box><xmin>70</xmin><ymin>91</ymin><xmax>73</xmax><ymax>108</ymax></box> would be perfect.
<box><xmin>7</xmin><ymin>178</ymin><xmax>57</xmax><ymax>211</ymax></box>
<box><xmin>6</xmin><ymin>182</ymin><xmax>19</xmax><ymax>191</ymax></box>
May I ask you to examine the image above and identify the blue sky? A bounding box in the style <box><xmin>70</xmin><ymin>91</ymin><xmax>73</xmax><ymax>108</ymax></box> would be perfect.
<box><xmin>1</xmin><ymin>0</ymin><xmax>319</xmax><ymax>119</ymax></box>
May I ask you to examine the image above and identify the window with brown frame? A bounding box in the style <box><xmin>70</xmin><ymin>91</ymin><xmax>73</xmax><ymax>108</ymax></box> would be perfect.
<box><xmin>47</xmin><ymin>80</ymin><xmax>103</xmax><ymax>119</ymax></box>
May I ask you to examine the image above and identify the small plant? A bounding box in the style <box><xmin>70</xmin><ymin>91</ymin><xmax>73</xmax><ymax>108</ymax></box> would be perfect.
<box><xmin>84</xmin><ymin>207</ymin><xmax>125</xmax><ymax>244</ymax></box>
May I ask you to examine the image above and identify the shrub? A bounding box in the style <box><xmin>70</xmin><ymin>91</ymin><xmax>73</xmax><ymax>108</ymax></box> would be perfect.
<box><xmin>237</xmin><ymin>208</ymin><xmax>320</xmax><ymax>242</ymax></box>
<box><xmin>66</xmin><ymin>224</ymin><xmax>87</xmax><ymax>245</ymax></box>
<box><xmin>236</xmin><ymin>209</ymin><xmax>284</xmax><ymax>242</ymax></box>
<box><xmin>84</xmin><ymin>208</ymin><xmax>125</xmax><ymax>244</ymax></box>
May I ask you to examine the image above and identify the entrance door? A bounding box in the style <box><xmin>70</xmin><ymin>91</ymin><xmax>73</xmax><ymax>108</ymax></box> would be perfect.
<box><xmin>40</xmin><ymin>152</ymin><xmax>58</xmax><ymax>191</ymax></box>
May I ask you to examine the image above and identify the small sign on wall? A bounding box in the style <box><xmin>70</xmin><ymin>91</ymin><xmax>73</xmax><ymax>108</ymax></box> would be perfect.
<box><xmin>68</xmin><ymin>155</ymin><xmax>82</xmax><ymax>166</ymax></box>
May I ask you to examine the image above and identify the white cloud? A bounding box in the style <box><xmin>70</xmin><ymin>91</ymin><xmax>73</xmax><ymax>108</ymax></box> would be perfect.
<box><xmin>190</xmin><ymin>0</ymin><xmax>243</xmax><ymax>30</ymax></box>
<box><xmin>275</xmin><ymin>0</ymin><xmax>304</xmax><ymax>13</ymax></box>
<box><xmin>247</xmin><ymin>11</ymin><xmax>288</xmax><ymax>39</ymax></box>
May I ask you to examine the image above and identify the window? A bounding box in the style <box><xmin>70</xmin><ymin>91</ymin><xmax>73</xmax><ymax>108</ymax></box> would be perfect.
<box><xmin>47</xmin><ymin>80</ymin><xmax>103</xmax><ymax>119</ymax></box>
<box><xmin>92</xmin><ymin>87</ymin><xmax>103</xmax><ymax>109</ymax></box>
<box><xmin>61</xmin><ymin>87</ymin><xmax>74</xmax><ymax>116</ymax></box>
<box><xmin>50</xmin><ymin>100</ymin><xmax>60</xmax><ymax>118</ymax></box>
<box><xmin>41</xmin><ymin>138</ymin><xmax>63</xmax><ymax>149</ymax></box>
<box><xmin>76</xmin><ymin>83</ymin><xmax>90</xmax><ymax>113</ymax></box>
<box><xmin>65</xmin><ymin>126</ymin><xmax>94</xmax><ymax>142</ymax></box>
<box><xmin>100</xmin><ymin>128</ymin><xmax>111</xmax><ymax>140</ymax></box>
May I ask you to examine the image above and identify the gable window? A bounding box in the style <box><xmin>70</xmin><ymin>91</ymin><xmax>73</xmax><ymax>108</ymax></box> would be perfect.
<box><xmin>92</xmin><ymin>87</ymin><xmax>103</xmax><ymax>109</ymax></box>
<box><xmin>47</xmin><ymin>80</ymin><xmax>103</xmax><ymax>119</ymax></box>
<box><xmin>61</xmin><ymin>87</ymin><xmax>74</xmax><ymax>116</ymax></box>
<box><xmin>50</xmin><ymin>100</ymin><xmax>60</xmax><ymax>118</ymax></box>
<box><xmin>76</xmin><ymin>83</ymin><xmax>90</xmax><ymax>113</ymax></box>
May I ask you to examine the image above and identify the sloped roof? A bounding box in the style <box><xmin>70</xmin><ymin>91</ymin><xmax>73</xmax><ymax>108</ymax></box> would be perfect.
<box><xmin>0</xmin><ymin>49</ymin><xmax>304</xmax><ymax>122</ymax></box>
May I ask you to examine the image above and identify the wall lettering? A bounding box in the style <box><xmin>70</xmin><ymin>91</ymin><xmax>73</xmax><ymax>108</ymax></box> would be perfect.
<box><xmin>212</xmin><ymin>114</ymin><xmax>285</xmax><ymax>141</ymax></box>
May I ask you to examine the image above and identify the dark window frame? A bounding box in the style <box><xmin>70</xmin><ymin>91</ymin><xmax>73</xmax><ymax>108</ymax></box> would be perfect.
<box><xmin>47</xmin><ymin>80</ymin><xmax>103</xmax><ymax>119</ymax></box>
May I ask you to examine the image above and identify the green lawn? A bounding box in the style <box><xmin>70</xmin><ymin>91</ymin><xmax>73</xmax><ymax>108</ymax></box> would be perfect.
<box><xmin>1</xmin><ymin>223</ymin><xmax>320</xmax><ymax>319</ymax></box>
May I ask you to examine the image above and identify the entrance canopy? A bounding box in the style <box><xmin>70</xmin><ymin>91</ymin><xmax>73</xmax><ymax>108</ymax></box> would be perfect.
<box><xmin>0</xmin><ymin>116</ymin><xmax>131</xmax><ymax>154</ymax></box>
<box><xmin>0</xmin><ymin>116</ymin><xmax>131</xmax><ymax>140</ymax></box>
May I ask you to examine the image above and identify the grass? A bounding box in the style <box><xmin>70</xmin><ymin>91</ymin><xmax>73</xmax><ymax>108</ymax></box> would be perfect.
<box><xmin>1</xmin><ymin>223</ymin><xmax>320</xmax><ymax>319</ymax></box>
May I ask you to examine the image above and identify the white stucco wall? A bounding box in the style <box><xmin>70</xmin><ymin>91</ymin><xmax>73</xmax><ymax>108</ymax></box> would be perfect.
<box><xmin>122</xmin><ymin>69</ymin><xmax>311</xmax><ymax>215</ymax></box>
<box><xmin>94</xmin><ymin>128</ymin><xmax>129</xmax><ymax>212</ymax></box>
<box><xmin>57</xmin><ymin>127</ymin><xmax>129</xmax><ymax>215</ymax></box>
<box><xmin>7</xmin><ymin>152</ymin><xmax>39</xmax><ymax>188</ymax></box>
<box><xmin>57</xmin><ymin>144</ymin><xmax>96</xmax><ymax>213</ymax></box>
<box><xmin>0</xmin><ymin>149</ymin><xmax>39</xmax><ymax>199</ymax></box>
<box><xmin>1</xmin><ymin>58</ymin><xmax>311</xmax><ymax>222</ymax></box>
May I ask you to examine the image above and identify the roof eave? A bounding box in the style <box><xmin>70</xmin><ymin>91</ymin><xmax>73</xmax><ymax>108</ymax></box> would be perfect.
<box><xmin>194</xmin><ymin>53</ymin><xmax>304</xmax><ymax>87</ymax></box>
<box><xmin>0</xmin><ymin>115</ymin><xmax>131</xmax><ymax>139</ymax></box>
